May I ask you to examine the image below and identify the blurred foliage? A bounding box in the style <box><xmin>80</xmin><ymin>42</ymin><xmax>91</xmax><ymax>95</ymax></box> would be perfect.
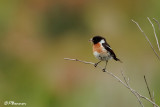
<box><xmin>0</xmin><ymin>0</ymin><xmax>160</xmax><ymax>107</ymax></box>
<box><xmin>42</xmin><ymin>6</ymin><xmax>89</xmax><ymax>37</ymax></box>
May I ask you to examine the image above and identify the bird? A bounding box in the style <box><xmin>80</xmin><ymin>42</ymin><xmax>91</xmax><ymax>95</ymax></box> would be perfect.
<box><xmin>89</xmin><ymin>36</ymin><xmax>122</xmax><ymax>72</ymax></box>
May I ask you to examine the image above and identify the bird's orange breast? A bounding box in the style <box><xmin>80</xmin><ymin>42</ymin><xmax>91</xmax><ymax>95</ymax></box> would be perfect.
<box><xmin>93</xmin><ymin>43</ymin><xmax>103</xmax><ymax>53</ymax></box>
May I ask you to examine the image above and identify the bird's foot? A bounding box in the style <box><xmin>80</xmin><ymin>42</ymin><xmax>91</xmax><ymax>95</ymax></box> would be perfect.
<box><xmin>102</xmin><ymin>68</ymin><xmax>106</xmax><ymax>72</ymax></box>
<box><xmin>94</xmin><ymin>63</ymin><xmax>98</xmax><ymax>67</ymax></box>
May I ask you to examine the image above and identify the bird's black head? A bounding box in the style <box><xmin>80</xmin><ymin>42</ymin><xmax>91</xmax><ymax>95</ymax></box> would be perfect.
<box><xmin>90</xmin><ymin>36</ymin><xmax>106</xmax><ymax>44</ymax></box>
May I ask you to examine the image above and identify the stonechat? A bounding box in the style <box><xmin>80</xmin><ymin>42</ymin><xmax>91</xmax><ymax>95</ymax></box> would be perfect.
<box><xmin>89</xmin><ymin>36</ymin><xmax>122</xmax><ymax>72</ymax></box>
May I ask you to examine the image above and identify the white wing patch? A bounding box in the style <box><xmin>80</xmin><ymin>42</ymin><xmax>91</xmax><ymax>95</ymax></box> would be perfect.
<box><xmin>107</xmin><ymin>45</ymin><xmax>112</xmax><ymax>49</ymax></box>
<box><xmin>99</xmin><ymin>39</ymin><xmax>105</xmax><ymax>44</ymax></box>
<box><xmin>100</xmin><ymin>39</ymin><xmax>112</xmax><ymax>50</ymax></box>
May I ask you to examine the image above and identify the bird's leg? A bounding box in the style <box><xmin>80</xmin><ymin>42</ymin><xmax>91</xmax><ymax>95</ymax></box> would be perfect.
<box><xmin>94</xmin><ymin>61</ymin><xmax>101</xmax><ymax>67</ymax></box>
<box><xmin>102</xmin><ymin>61</ymin><xmax>108</xmax><ymax>72</ymax></box>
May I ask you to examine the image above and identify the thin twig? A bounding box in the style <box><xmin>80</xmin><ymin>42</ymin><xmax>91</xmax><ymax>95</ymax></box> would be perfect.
<box><xmin>144</xmin><ymin>75</ymin><xmax>153</xmax><ymax>100</ymax></box>
<box><xmin>153</xmin><ymin>18</ymin><xmax>160</xmax><ymax>31</ymax></box>
<box><xmin>153</xmin><ymin>91</ymin><xmax>155</xmax><ymax>104</ymax></box>
<box><xmin>144</xmin><ymin>75</ymin><xmax>155</xmax><ymax>107</ymax></box>
<box><xmin>153</xmin><ymin>18</ymin><xmax>160</xmax><ymax>52</ymax></box>
<box><xmin>64</xmin><ymin>58</ymin><xmax>159</xmax><ymax>107</ymax></box>
<box><xmin>147</xmin><ymin>17</ymin><xmax>160</xmax><ymax>52</ymax></box>
<box><xmin>131</xmin><ymin>19</ymin><xmax>160</xmax><ymax>60</ymax></box>
<box><xmin>64</xmin><ymin>58</ymin><xmax>95</xmax><ymax>65</ymax></box>
<box><xmin>135</xmin><ymin>91</ymin><xmax>158</xmax><ymax>107</ymax></box>
<box><xmin>121</xmin><ymin>71</ymin><xmax>129</xmax><ymax>86</ymax></box>
<box><xmin>121</xmin><ymin>71</ymin><xmax>143</xmax><ymax>107</ymax></box>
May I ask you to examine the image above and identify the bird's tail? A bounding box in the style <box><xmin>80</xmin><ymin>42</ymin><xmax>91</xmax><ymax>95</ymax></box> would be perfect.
<box><xmin>115</xmin><ymin>58</ymin><xmax>123</xmax><ymax>63</ymax></box>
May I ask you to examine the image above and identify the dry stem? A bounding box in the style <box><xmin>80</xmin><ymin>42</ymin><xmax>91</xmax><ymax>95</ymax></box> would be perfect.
<box><xmin>131</xmin><ymin>19</ymin><xmax>160</xmax><ymax>60</ymax></box>
<box><xmin>144</xmin><ymin>75</ymin><xmax>155</xmax><ymax>107</ymax></box>
<box><xmin>147</xmin><ymin>17</ymin><xmax>160</xmax><ymax>52</ymax></box>
<box><xmin>153</xmin><ymin>18</ymin><xmax>160</xmax><ymax>31</ymax></box>
<box><xmin>64</xmin><ymin>58</ymin><xmax>159</xmax><ymax>107</ymax></box>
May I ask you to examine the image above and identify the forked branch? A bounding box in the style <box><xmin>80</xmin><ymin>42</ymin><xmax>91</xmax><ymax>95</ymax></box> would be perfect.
<box><xmin>153</xmin><ymin>18</ymin><xmax>160</xmax><ymax>32</ymax></box>
<box><xmin>64</xmin><ymin>58</ymin><xmax>159</xmax><ymax>107</ymax></box>
<box><xmin>131</xmin><ymin>19</ymin><xmax>160</xmax><ymax>60</ymax></box>
<box><xmin>144</xmin><ymin>75</ymin><xmax>155</xmax><ymax>107</ymax></box>
<box><xmin>147</xmin><ymin>17</ymin><xmax>160</xmax><ymax>52</ymax></box>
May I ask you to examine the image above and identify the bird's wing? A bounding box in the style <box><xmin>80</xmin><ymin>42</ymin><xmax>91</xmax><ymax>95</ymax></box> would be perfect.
<box><xmin>102</xmin><ymin>43</ymin><xmax>117</xmax><ymax>60</ymax></box>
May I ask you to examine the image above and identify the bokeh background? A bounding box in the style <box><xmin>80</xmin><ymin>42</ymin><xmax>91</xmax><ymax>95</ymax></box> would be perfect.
<box><xmin>0</xmin><ymin>0</ymin><xmax>160</xmax><ymax>107</ymax></box>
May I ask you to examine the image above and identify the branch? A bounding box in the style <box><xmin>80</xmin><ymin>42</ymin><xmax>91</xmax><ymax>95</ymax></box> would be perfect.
<box><xmin>153</xmin><ymin>18</ymin><xmax>160</xmax><ymax>52</ymax></box>
<box><xmin>153</xmin><ymin>18</ymin><xmax>160</xmax><ymax>31</ymax></box>
<box><xmin>64</xmin><ymin>58</ymin><xmax>159</xmax><ymax>107</ymax></box>
<box><xmin>121</xmin><ymin>71</ymin><xmax>144</xmax><ymax>107</ymax></box>
<box><xmin>121</xmin><ymin>71</ymin><xmax>129</xmax><ymax>86</ymax></box>
<box><xmin>131</xmin><ymin>19</ymin><xmax>160</xmax><ymax>60</ymax></box>
<box><xmin>147</xmin><ymin>17</ymin><xmax>160</xmax><ymax>52</ymax></box>
<box><xmin>144</xmin><ymin>75</ymin><xmax>155</xmax><ymax>107</ymax></box>
<box><xmin>153</xmin><ymin>91</ymin><xmax>155</xmax><ymax>105</ymax></box>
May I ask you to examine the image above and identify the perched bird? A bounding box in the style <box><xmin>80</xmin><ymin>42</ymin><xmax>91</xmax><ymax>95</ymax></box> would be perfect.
<box><xmin>89</xmin><ymin>36</ymin><xmax>122</xmax><ymax>72</ymax></box>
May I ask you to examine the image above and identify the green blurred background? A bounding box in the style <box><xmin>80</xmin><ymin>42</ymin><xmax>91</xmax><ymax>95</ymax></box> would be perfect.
<box><xmin>0</xmin><ymin>0</ymin><xmax>160</xmax><ymax>107</ymax></box>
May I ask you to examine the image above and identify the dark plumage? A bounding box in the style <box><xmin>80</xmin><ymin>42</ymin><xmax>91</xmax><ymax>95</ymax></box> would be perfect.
<box><xmin>102</xmin><ymin>43</ymin><xmax>122</xmax><ymax>62</ymax></box>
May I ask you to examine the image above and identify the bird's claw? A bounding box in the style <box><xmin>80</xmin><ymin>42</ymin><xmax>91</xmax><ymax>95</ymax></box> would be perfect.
<box><xmin>94</xmin><ymin>63</ymin><xmax>98</xmax><ymax>67</ymax></box>
<box><xmin>102</xmin><ymin>68</ymin><xmax>106</xmax><ymax>72</ymax></box>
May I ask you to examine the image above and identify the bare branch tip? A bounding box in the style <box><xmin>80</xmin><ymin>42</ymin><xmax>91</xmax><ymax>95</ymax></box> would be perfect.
<box><xmin>64</xmin><ymin>58</ymin><xmax>160</xmax><ymax>107</ymax></box>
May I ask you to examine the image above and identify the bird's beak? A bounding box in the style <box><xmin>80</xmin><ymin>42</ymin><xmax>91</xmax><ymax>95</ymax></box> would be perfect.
<box><xmin>89</xmin><ymin>38</ymin><xmax>92</xmax><ymax>42</ymax></box>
